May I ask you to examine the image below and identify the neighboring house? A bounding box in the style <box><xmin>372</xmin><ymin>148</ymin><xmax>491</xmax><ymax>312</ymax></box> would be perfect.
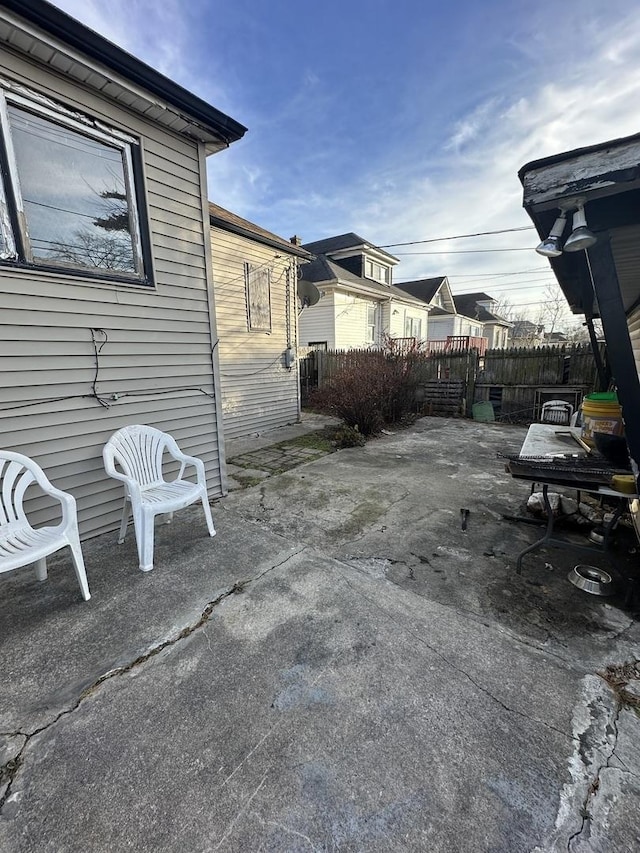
<box><xmin>452</xmin><ymin>292</ymin><xmax>512</xmax><ymax>349</ymax></box>
<box><xmin>209</xmin><ymin>203</ymin><xmax>311</xmax><ymax>441</ymax></box>
<box><xmin>394</xmin><ymin>276</ymin><xmax>487</xmax><ymax>348</ymax></box>
<box><xmin>544</xmin><ymin>331</ymin><xmax>569</xmax><ymax>346</ymax></box>
<box><xmin>0</xmin><ymin>0</ymin><xmax>246</xmax><ymax>539</ymax></box>
<box><xmin>508</xmin><ymin>320</ymin><xmax>546</xmax><ymax>347</ymax></box>
<box><xmin>298</xmin><ymin>233</ymin><xmax>430</xmax><ymax>349</ymax></box>
<box><xmin>519</xmin><ymin>131</ymin><xmax>640</xmax><ymax>481</ymax></box>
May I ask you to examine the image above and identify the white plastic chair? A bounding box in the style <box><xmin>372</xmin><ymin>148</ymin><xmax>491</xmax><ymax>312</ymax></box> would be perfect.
<box><xmin>0</xmin><ymin>451</ymin><xmax>90</xmax><ymax>601</ymax></box>
<box><xmin>541</xmin><ymin>400</ymin><xmax>574</xmax><ymax>426</ymax></box>
<box><xmin>103</xmin><ymin>425</ymin><xmax>216</xmax><ymax>572</ymax></box>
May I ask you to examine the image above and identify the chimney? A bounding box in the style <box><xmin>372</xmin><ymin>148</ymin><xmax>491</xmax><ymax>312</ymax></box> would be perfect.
<box><xmin>290</xmin><ymin>235</ymin><xmax>302</xmax><ymax>246</ymax></box>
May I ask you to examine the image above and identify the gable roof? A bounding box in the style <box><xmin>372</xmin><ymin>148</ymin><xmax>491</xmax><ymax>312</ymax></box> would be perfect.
<box><xmin>302</xmin><ymin>233</ymin><xmax>399</xmax><ymax>264</ymax></box>
<box><xmin>453</xmin><ymin>293</ymin><xmax>510</xmax><ymax>325</ymax></box>
<box><xmin>3</xmin><ymin>0</ymin><xmax>247</xmax><ymax>151</ymax></box>
<box><xmin>511</xmin><ymin>320</ymin><xmax>544</xmax><ymax>336</ymax></box>
<box><xmin>394</xmin><ymin>277</ymin><xmax>447</xmax><ymax>304</ymax></box>
<box><xmin>300</xmin><ymin>256</ymin><xmax>428</xmax><ymax>307</ymax></box>
<box><xmin>209</xmin><ymin>203</ymin><xmax>311</xmax><ymax>259</ymax></box>
<box><xmin>456</xmin><ymin>291</ymin><xmax>495</xmax><ymax>304</ymax></box>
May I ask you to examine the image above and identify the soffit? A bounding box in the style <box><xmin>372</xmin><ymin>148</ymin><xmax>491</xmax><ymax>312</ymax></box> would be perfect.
<box><xmin>0</xmin><ymin>11</ymin><xmax>242</xmax><ymax>153</ymax></box>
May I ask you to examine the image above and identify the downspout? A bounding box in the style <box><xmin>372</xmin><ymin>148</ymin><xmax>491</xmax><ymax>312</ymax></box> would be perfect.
<box><xmin>198</xmin><ymin>144</ymin><xmax>228</xmax><ymax>496</ymax></box>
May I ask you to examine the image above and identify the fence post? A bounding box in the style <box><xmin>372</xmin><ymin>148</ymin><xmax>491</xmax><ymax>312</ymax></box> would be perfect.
<box><xmin>317</xmin><ymin>350</ymin><xmax>325</xmax><ymax>389</ymax></box>
<box><xmin>465</xmin><ymin>350</ymin><xmax>478</xmax><ymax>416</ymax></box>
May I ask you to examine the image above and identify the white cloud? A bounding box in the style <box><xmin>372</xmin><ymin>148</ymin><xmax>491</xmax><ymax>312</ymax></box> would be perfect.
<box><xmin>334</xmin><ymin>8</ymin><xmax>640</xmax><ymax>317</ymax></box>
<box><xmin>445</xmin><ymin>98</ymin><xmax>502</xmax><ymax>152</ymax></box>
<box><xmin>44</xmin><ymin>0</ymin><xmax>640</xmax><ymax>323</ymax></box>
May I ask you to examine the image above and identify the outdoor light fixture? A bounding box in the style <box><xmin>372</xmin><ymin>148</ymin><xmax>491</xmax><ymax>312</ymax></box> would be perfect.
<box><xmin>563</xmin><ymin>201</ymin><xmax>598</xmax><ymax>252</ymax></box>
<box><xmin>535</xmin><ymin>211</ymin><xmax>568</xmax><ymax>257</ymax></box>
<box><xmin>535</xmin><ymin>198</ymin><xmax>597</xmax><ymax>257</ymax></box>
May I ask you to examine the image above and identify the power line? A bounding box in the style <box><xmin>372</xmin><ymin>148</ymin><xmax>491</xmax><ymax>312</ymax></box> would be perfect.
<box><xmin>376</xmin><ymin>226</ymin><xmax>535</xmax><ymax>248</ymax></box>
<box><xmin>394</xmin><ymin>247</ymin><xmax>535</xmax><ymax>255</ymax></box>
<box><xmin>394</xmin><ymin>275</ymin><xmax>556</xmax><ymax>288</ymax></box>
<box><xmin>447</xmin><ymin>284</ymin><xmax>564</xmax><ymax>300</ymax></box>
<box><xmin>439</xmin><ymin>268</ymin><xmax>548</xmax><ymax>278</ymax></box>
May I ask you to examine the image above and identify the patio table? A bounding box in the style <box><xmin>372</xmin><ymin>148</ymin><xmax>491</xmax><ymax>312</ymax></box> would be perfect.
<box><xmin>506</xmin><ymin>423</ymin><xmax>637</xmax><ymax>573</ymax></box>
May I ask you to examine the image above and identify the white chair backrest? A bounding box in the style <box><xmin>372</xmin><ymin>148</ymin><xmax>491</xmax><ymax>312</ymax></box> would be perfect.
<box><xmin>104</xmin><ymin>425</ymin><xmax>175</xmax><ymax>488</ymax></box>
<box><xmin>541</xmin><ymin>400</ymin><xmax>574</xmax><ymax>425</ymax></box>
<box><xmin>0</xmin><ymin>451</ymin><xmax>46</xmax><ymax>530</ymax></box>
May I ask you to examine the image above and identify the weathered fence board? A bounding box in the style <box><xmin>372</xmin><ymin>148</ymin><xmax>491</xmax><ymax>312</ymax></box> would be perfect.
<box><xmin>299</xmin><ymin>343</ymin><xmax>606</xmax><ymax>421</ymax></box>
<box><xmin>419</xmin><ymin>380</ymin><xmax>466</xmax><ymax>417</ymax></box>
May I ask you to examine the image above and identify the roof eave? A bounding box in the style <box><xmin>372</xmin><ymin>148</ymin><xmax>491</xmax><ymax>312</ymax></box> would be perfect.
<box><xmin>2</xmin><ymin>0</ymin><xmax>247</xmax><ymax>148</ymax></box>
<box><xmin>209</xmin><ymin>214</ymin><xmax>312</xmax><ymax>259</ymax></box>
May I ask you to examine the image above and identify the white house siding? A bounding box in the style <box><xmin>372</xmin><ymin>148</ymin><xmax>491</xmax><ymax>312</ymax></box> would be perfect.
<box><xmin>0</xmin><ymin>51</ymin><xmax>223</xmax><ymax>539</ymax></box>
<box><xmin>333</xmin><ymin>292</ymin><xmax>377</xmax><ymax>349</ymax></box>
<box><xmin>428</xmin><ymin>314</ymin><xmax>456</xmax><ymax>340</ymax></box>
<box><xmin>298</xmin><ymin>292</ymin><xmax>337</xmax><ymax>349</ymax></box>
<box><xmin>485</xmin><ymin>324</ymin><xmax>509</xmax><ymax>349</ymax></box>
<box><xmin>430</xmin><ymin>315</ymin><xmax>483</xmax><ymax>339</ymax></box>
<box><xmin>211</xmin><ymin>227</ymin><xmax>300</xmax><ymax>441</ymax></box>
<box><xmin>380</xmin><ymin>302</ymin><xmax>428</xmax><ymax>343</ymax></box>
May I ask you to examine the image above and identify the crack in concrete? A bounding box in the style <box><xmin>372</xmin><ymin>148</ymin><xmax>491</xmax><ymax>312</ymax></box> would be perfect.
<box><xmin>335</xmin><ymin>561</ymin><xmax>578</xmax><ymax>743</ymax></box>
<box><xmin>606</xmin><ymin>620</ymin><xmax>637</xmax><ymax>643</ymax></box>
<box><xmin>566</xmin><ymin>702</ymin><xmax>622</xmax><ymax>852</ymax></box>
<box><xmin>0</xmin><ymin>547</ymin><xmax>307</xmax><ymax>815</ymax></box>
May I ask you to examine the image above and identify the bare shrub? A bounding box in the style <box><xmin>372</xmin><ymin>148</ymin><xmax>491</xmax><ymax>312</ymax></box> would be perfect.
<box><xmin>310</xmin><ymin>340</ymin><xmax>427</xmax><ymax>435</ymax></box>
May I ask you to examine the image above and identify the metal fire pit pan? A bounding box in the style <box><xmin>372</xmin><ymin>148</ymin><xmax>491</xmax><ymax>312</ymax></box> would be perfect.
<box><xmin>568</xmin><ymin>564</ymin><xmax>614</xmax><ymax>596</ymax></box>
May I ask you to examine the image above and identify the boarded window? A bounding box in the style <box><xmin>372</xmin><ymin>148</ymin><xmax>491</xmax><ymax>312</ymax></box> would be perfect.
<box><xmin>245</xmin><ymin>263</ymin><xmax>272</xmax><ymax>331</ymax></box>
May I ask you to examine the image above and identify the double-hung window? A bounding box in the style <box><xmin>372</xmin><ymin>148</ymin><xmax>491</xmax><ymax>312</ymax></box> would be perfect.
<box><xmin>0</xmin><ymin>79</ymin><xmax>150</xmax><ymax>284</ymax></box>
<box><xmin>404</xmin><ymin>315</ymin><xmax>422</xmax><ymax>339</ymax></box>
<box><xmin>367</xmin><ymin>303</ymin><xmax>376</xmax><ymax>343</ymax></box>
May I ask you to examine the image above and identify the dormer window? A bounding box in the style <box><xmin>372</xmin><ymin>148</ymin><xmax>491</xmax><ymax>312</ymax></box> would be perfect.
<box><xmin>364</xmin><ymin>259</ymin><xmax>390</xmax><ymax>284</ymax></box>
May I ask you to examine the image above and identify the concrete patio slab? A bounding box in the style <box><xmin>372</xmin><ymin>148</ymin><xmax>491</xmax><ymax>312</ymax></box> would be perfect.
<box><xmin>1</xmin><ymin>416</ymin><xmax>639</xmax><ymax>852</ymax></box>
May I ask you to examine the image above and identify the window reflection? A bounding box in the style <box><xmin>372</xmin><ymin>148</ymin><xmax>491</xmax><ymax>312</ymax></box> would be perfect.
<box><xmin>8</xmin><ymin>106</ymin><xmax>137</xmax><ymax>273</ymax></box>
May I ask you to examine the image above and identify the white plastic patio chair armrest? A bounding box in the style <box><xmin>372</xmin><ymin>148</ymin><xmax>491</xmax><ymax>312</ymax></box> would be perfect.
<box><xmin>45</xmin><ymin>485</ymin><xmax>79</xmax><ymax>530</ymax></box>
<box><xmin>168</xmin><ymin>449</ymin><xmax>207</xmax><ymax>485</ymax></box>
<box><xmin>103</xmin><ymin>455</ymin><xmax>143</xmax><ymax>502</ymax></box>
<box><xmin>22</xmin><ymin>462</ymin><xmax>78</xmax><ymax>531</ymax></box>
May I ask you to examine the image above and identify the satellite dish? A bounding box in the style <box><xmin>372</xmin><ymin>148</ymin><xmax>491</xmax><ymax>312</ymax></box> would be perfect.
<box><xmin>297</xmin><ymin>280</ymin><xmax>321</xmax><ymax>308</ymax></box>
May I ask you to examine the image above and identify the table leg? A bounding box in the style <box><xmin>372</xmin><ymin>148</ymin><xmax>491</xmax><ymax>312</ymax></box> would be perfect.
<box><xmin>516</xmin><ymin>484</ymin><xmax>555</xmax><ymax>574</ymax></box>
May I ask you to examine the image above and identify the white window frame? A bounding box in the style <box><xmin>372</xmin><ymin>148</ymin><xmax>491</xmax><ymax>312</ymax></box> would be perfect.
<box><xmin>367</xmin><ymin>302</ymin><xmax>377</xmax><ymax>343</ymax></box>
<box><xmin>364</xmin><ymin>258</ymin><xmax>390</xmax><ymax>284</ymax></box>
<box><xmin>404</xmin><ymin>314</ymin><xmax>422</xmax><ymax>339</ymax></box>
<box><xmin>0</xmin><ymin>78</ymin><xmax>149</xmax><ymax>284</ymax></box>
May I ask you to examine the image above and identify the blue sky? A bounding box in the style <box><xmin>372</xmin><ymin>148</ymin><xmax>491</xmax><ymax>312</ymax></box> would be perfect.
<box><xmin>51</xmin><ymin>0</ymin><xmax>640</xmax><ymax>323</ymax></box>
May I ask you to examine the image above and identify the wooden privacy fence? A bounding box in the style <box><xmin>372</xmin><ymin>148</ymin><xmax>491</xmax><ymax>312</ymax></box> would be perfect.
<box><xmin>300</xmin><ymin>342</ymin><xmax>607</xmax><ymax>422</ymax></box>
<box><xmin>474</xmin><ymin>342</ymin><xmax>607</xmax><ymax>422</ymax></box>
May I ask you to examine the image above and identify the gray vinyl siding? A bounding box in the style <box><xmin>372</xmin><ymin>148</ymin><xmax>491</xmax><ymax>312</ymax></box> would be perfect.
<box><xmin>211</xmin><ymin>227</ymin><xmax>300</xmax><ymax>441</ymax></box>
<box><xmin>0</xmin><ymin>49</ymin><xmax>222</xmax><ymax>540</ymax></box>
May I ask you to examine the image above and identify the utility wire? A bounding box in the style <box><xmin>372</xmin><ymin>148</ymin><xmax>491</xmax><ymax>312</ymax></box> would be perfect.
<box><xmin>443</xmin><ymin>268</ymin><xmax>549</xmax><ymax>278</ymax></box>
<box><xmin>394</xmin><ymin>247</ymin><xmax>535</xmax><ymax>255</ymax></box>
<box><xmin>375</xmin><ymin>226</ymin><xmax>535</xmax><ymax>249</ymax></box>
